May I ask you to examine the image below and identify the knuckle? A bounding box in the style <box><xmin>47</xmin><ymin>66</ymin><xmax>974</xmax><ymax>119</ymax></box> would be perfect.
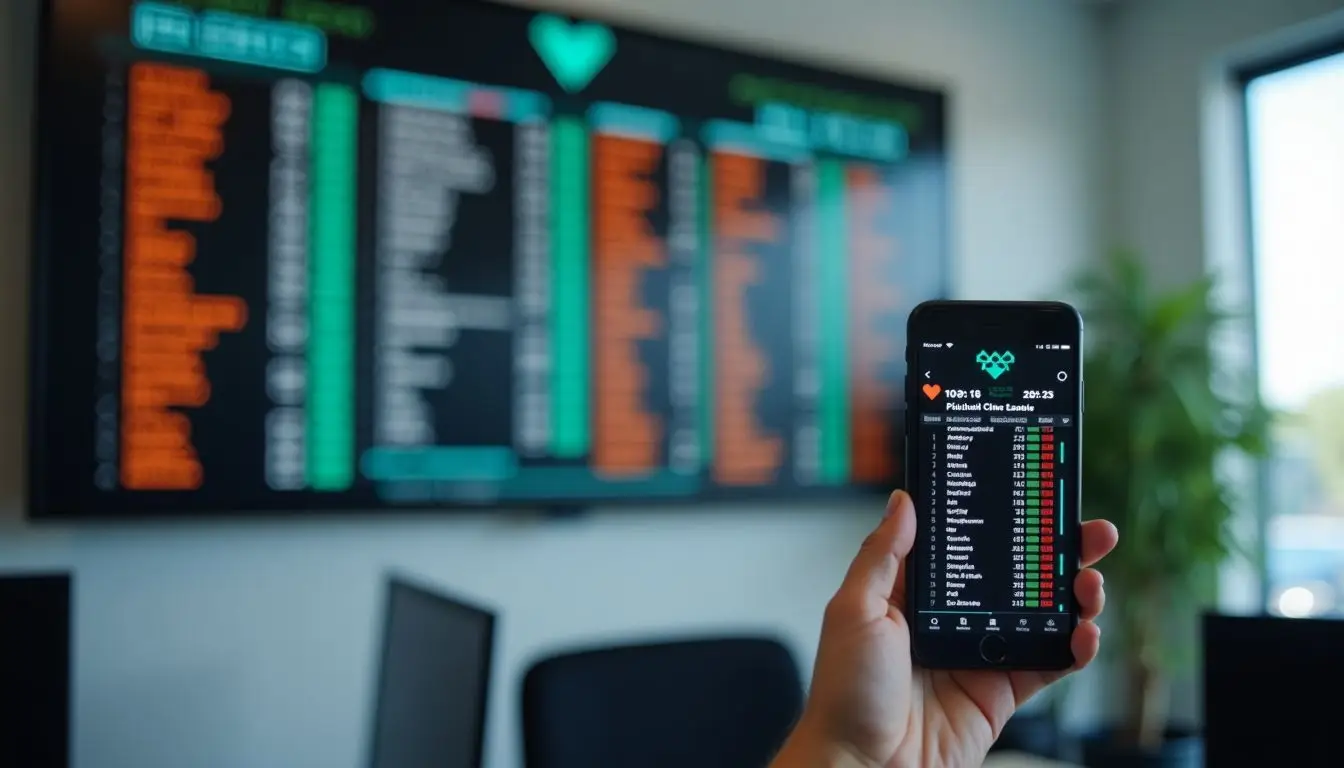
<box><xmin>824</xmin><ymin>592</ymin><xmax>863</xmax><ymax>626</ymax></box>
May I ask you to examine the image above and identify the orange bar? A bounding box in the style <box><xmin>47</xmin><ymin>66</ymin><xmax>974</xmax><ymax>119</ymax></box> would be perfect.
<box><xmin>591</xmin><ymin>134</ymin><xmax>665</xmax><ymax>477</ymax></box>
<box><xmin>120</xmin><ymin>63</ymin><xmax>249</xmax><ymax>491</ymax></box>
<box><xmin>711</xmin><ymin>152</ymin><xmax>783</xmax><ymax>486</ymax></box>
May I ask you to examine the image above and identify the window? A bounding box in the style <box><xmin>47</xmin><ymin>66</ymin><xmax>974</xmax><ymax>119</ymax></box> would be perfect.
<box><xmin>1244</xmin><ymin>44</ymin><xmax>1344</xmax><ymax>619</ymax></box>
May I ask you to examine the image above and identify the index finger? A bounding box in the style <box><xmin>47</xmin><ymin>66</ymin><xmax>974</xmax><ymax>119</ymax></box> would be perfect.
<box><xmin>838</xmin><ymin>491</ymin><xmax>916</xmax><ymax>605</ymax></box>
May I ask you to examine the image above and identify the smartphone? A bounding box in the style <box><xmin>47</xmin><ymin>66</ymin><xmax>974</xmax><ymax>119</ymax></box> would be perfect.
<box><xmin>904</xmin><ymin>300</ymin><xmax>1083</xmax><ymax>670</ymax></box>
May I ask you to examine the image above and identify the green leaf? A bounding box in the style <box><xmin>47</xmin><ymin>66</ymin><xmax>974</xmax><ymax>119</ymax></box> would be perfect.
<box><xmin>1147</xmin><ymin>276</ymin><xmax>1212</xmax><ymax>339</ymax></box>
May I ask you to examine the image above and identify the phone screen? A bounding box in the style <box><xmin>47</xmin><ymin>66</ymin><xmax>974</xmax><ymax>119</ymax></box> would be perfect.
<box><xmin>907</xmin><ymin>306</ymin><xmax>1081</xmax><ymax>653</ymax></box>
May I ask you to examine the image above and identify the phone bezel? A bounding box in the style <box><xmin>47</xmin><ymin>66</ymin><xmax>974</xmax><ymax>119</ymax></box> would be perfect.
<box><xmin>904</xmin><ymin>300</ymin><xmax>1083</xmax><ymax>671</ymax></box>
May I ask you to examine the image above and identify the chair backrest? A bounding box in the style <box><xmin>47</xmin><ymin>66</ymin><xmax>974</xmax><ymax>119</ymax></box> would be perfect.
<box><xmin>521</xmin><ymin>635</ymin><xmax>803</xmax><ymax>768</ymax></box>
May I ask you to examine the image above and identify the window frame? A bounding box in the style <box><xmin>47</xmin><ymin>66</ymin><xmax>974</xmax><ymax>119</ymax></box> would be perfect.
<box><xmin>1234</xmin><ymin>35</ymin><xmax>1344</xmax><ymax>615</ymax></box>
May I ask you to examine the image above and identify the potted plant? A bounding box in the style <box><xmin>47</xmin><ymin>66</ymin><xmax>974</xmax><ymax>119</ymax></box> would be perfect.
<box><xmin>1074</xmin><ymin>253</ymin><xmax>1268</xmax><ymax>767</ymax></box>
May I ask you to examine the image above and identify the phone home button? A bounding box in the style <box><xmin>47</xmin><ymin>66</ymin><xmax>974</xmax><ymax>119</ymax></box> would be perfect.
<box><xmin>979</xmin><ymin>634</ymin><xmax>1008</xmax><ymax>664</ymax></box>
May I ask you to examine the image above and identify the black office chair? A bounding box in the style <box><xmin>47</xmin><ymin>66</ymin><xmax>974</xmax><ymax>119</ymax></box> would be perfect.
<box><xmin>521</xmin><ymin>635</ymin><xmax>804</xmax><ymax>768</ymax></box>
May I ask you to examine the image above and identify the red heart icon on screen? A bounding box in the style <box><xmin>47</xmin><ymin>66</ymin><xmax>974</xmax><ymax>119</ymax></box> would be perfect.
<box><xmin>922</xmin><ymin>383</ymin><xmax>942</xmax><ymax>400</ymax></box>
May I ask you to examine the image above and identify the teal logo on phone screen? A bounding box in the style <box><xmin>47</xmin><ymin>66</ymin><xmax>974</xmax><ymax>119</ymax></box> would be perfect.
<box><xmin>976</xmin><ymin>350</ymin><xmax>1015</xmax><ymax>379</ymax></box>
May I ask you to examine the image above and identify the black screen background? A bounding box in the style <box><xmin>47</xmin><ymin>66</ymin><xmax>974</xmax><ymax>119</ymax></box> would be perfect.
<box><xmin>909</xmin><ymin>338</ymin><xmax>1080</xmax><ymax>636</ymax></box>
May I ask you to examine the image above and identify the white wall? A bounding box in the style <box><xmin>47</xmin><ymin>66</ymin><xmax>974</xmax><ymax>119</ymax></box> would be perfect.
<box><xmin>1104</xmin><ymin>0</ymin><xmax>1344</xmax><ymax>287</ymax></box>
<box><xmin>0</xmin><ymin>1</ymin><xmax>1107</xmax><ymax>766</ymax></box>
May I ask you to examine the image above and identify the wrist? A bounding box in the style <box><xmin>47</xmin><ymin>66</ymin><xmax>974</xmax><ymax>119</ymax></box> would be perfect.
<box><xmin>771</xmin><ymin>714</ymin><xmax>882</xmax><ymax>768</ymax></box>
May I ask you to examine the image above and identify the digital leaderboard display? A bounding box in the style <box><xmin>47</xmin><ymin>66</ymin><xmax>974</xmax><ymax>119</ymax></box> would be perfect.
<box><xmin>29</xmin><ymin>0</ymin><xmax>948</xmax><ymax>517</ymax></box>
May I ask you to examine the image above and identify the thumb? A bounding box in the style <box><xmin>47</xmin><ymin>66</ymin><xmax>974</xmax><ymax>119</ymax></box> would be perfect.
<box><xmin>838</xmin><ymin>490</ymin><xmax>916</xmax><ymax>608</ymax></box>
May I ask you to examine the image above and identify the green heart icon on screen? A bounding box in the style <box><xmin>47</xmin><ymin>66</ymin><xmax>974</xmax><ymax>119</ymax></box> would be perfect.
<box><xmin>529</xmin><ymin>14</ymin><xmax>616</xmax><ymax>93</ymax></box>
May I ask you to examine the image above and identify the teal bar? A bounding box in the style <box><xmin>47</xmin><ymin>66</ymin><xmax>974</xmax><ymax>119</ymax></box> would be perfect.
<box><xmin>197</xmin><ymin>11</ymin><xmax>326</xmax><ymax>72</ymax></box>
<box><xmin>132</xmin><ymin>2</ymin><xmax>327</xmax><ymax>72</ymax></box>
<box><xmin>131</xmin><ymin>2</ymin><xmax>194</xmax><ymax>52</ymax></box>
<box><xmin>588</xmin><ymin>102</ymin><xmax>679</xmax><ymax>141</ymax></box>
<box><xmin>1060</xmin><ymin>441</ymin><xmax>1065</xmax><ymax>464</ymax></box>
<box><xmin>551</xmin><ymin>118</ymin><xmax>590</xmax><ymax>457</ymax></box>
<box><xmin>373</xmin><ymin>469</ymin><xmax>699</xmax><ymax>502</ymax></box>
<box><xmin>307</xmin><ymin>84</ymin><xmax>358</xmax><ymax>490</ymax></box>
<box><xmin>507</xmin><ymin>468</ymin><xmax>699</xmax><ymax>498</ymax></box>
<box><xmin>362</xmin><ymin>68</ymin><xmax>550</xmax><ymax>120</ymax></box>
<box><xmin>363</xmin><ymin>68</ymin><xmax>468</xmax><ymax>111</ymax></box>
<box><xmin>702</xmin><ymin>120</ymin><xmax>810</xmax><ymax>163</ymax></box>
<box><xmin>817</xmin><ymin>159</ymin><xmax>849</xmax><ymax>483</ymax></box>
<box><xmin>699</xmin><ymin>152</ymin><xmax>714</xmax><ymax>466</ymax></box>
<box><xmin>507</xmin><ymin>92</ymin><xmax>550</xmax><ymax>123</ymax></box>
<box><xmin>361</xmin><ymin>447</ymin><xmax>518</xmax><ymax>482</ymax></box>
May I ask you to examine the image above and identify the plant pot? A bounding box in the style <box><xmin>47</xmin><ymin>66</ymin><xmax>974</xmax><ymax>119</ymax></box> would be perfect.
<box><xmin>1080</xmin><ymin>728</ymin><xmax>1202</xmax><ymax>768</ymax></box>
<box><xmin>992</xmin><ymin>711</ymin><xmax>1061</xmax><ymax>758</ymax></box>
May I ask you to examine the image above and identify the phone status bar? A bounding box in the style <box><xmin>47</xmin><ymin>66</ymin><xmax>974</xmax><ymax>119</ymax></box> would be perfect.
<box><xmin>919</xmin><ymin>342</ymin><xmax>1072</xmax><ymax>350</ymax></box>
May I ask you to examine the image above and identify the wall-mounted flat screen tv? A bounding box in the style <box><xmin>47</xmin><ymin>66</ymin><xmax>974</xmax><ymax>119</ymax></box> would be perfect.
<box><xmin>29</xmin><ymin>0</ymin><xmax>948</xmax><ymax>518</ymax></box>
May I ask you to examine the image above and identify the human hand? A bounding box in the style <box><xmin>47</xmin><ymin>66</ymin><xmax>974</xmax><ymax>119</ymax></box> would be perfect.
<box><xmin>773</xmin><ymin>490</ymin><xmax>1118</xmax><ymax>768</ymax></box>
